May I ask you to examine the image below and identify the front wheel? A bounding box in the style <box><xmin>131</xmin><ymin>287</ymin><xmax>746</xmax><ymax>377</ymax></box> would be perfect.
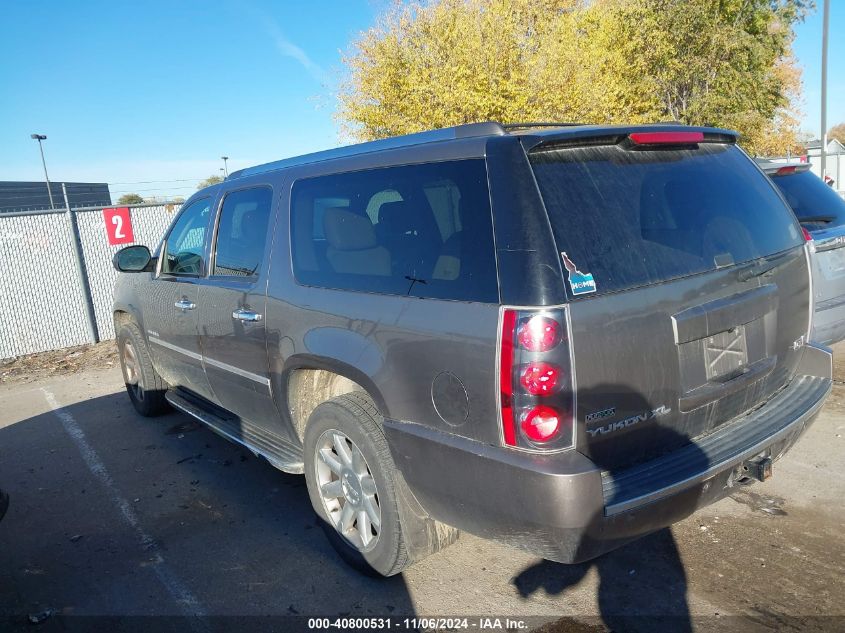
<box><xmin>117</xmin><ymin>322</ymin><xmax>169</xmax><ymax>417</ymax></box>
<box><xmin>303</xmin><ymin>392</ymin><xmax>411</xmax><ymax>577</ymax></box>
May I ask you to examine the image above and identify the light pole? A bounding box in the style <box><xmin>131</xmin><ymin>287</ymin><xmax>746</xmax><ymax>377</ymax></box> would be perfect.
<box><xmin>820</xmin><ymin>0</ymin><xmax>830</xmax><ymax>178</ymax></box>
<box><xmin>30</xmin><ymin>133</ymin><xmax>55</xmax><ymax>209</ymax></box>
<box><xmin>221</xmin><ymin>156</ymin><xmax>229</xmax><ymax>178</ymax></box>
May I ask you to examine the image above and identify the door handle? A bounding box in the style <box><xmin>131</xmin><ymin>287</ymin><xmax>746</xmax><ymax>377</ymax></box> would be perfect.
<box><xmin>232</xmin><ymin>308</ymin><xmax>263</xmax><ymax>322</ymax></box>
<box><xmin>175</xmin><ymin>299</ymin><xmax>196</xmax><ymax>311</ymax></box>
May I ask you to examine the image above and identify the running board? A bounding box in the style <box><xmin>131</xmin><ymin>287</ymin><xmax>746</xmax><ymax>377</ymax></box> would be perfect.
<box><xmin>165</xmin><ymin>389</ymin><xmax>304</xmax><ymax>474</ymax></box>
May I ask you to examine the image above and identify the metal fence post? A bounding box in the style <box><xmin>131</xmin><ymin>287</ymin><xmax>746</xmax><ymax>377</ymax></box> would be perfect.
<box><xmin>63</xmin><ymin>183</ymin><xmax>99</xmax><ymax>344</ymax></box>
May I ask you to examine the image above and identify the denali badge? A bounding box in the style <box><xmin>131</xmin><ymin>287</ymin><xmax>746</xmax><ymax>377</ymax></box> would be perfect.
<box><xmin>586</xmin><ymin>405</ymin><xmax>671</xmax><ymax>438</ymax></box>
<box><xmin>585</xmin><ymin>407</ymin><xmax>616</xmax><ymax>423</ymax></box>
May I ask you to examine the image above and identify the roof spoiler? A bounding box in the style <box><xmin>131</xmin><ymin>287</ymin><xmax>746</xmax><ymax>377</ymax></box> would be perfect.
<box><xmin>520</xmin><ymin>125</ymin><xmax>739</xmax><ymax>152</ymax></box>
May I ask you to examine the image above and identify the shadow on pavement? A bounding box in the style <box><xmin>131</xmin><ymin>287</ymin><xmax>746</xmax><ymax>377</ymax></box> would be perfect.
<box><xmin>513</xmin><ymin>384</ymin><xmax>710</xmax><ymax>633</ymax></box>
<box><xmin>0</xmin><ymin>391</ymin><xmax>416</xmax><ymax>627</ymax></box>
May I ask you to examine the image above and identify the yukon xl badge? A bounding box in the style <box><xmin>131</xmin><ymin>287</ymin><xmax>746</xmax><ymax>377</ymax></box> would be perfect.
<box><xmin>586</xmin><ymin>405</ymin><xmax>672</xmax><ymax>438</ymax></box>
<box><xmin>561</xmin><ymin>252</ymin><xmax>596</xmax><ymax>296</ymax></box>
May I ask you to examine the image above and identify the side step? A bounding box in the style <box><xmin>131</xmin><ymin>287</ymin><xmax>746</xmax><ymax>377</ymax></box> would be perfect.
<box><xmin>165</xmin><ymin>389</ymin><xmax>304</xmax><ymax>474</ymax></box>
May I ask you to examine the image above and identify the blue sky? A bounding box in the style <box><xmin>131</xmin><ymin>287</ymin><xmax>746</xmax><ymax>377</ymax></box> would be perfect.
<box><xmin>0</xmin><ymin>0</ymin><xmax>842</xmax><ymax>201</ymax></box>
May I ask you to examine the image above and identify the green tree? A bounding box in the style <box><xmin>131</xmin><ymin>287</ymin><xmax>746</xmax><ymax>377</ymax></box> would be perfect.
<box><xmin>117</xmin><ymin>193</ymin><xmax>144</xmax><ymax>205</ymax></box>
<box><xmin>829</xmin><ymin>123</ymin><xmax>845</xmax><ymax>145</ymax></box>
<box><xmin>197</xmin><ymin>175</ymin><xmax>224</xmax><ymax>190</ymax></box>
<box><xmin>338</xmin><ymin>0</ymin><xmax>810</xmax><ymax>155</ymax></box>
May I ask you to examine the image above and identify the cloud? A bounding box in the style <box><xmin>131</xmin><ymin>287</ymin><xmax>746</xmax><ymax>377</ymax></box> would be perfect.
<box><xmin>263</xmin><ymin>18</ymin><xmax>328</xmax><ymax>84</ymax></box>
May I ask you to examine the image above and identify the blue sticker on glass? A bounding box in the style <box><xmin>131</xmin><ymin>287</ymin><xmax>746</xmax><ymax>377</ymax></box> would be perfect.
<box><xmin>561</xmin><ymin>252</ymin><xmax>596</xmax><ymax>296</ymax></box>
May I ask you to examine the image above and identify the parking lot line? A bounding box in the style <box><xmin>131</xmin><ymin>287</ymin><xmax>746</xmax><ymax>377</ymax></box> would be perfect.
<box><xmin>40</xmin><ymin>385</ymin><xmax>206</xmax><ymax>618</ymax></box>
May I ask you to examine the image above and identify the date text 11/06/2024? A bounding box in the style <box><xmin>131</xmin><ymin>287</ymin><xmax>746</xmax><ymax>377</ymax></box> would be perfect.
<box><xmin>307</xmin><ymin>617</ymin><xmax>528</xmax><ymax>630</ymax></box>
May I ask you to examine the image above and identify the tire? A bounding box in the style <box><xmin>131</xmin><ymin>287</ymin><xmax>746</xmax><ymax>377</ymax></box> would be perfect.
<box><xmin>303</xmin><ymin>392</ymin><xmax>411</xmax><ymax>577</ymax></box>
<box><xmin>116</xmin><ymin>322</ymin><xmax>170</xmax><ymax>417</ymax></box>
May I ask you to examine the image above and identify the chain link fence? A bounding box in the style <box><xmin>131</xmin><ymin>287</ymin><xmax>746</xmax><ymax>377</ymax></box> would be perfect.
<box><xmin>0</xmin><ymin>201</ymin><xmax>181</xmax><ymax>359</ymax></box>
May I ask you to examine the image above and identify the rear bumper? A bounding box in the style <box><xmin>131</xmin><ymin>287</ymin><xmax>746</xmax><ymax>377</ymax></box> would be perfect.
<box><xmin>384</xmin><ymin>343</ymin><xmax>832</xmax><ymax>563</ymax></box>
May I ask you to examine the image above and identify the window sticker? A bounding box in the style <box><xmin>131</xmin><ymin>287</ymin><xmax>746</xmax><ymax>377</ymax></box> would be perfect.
<box><xmin>561</xmin><ymin>252</ymin><xmax>596</xmax><ymax>296</ymax></box>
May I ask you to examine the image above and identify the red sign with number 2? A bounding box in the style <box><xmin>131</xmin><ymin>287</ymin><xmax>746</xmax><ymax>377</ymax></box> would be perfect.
<box><xmin>103</xmin><ymin>207</ymin><xmax>135</xmax><ymax>245</ymax></box>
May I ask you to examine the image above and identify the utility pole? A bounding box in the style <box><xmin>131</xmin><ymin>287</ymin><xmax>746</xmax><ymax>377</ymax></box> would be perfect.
<box><xmin>221</xmin><ymin>156</ymin><xmax>229</xmax><ymax>178</ymax></box>
<box><xmin>62</xmin><ymin>184</ymin><xmax>99</xmax><ymax>344</ymax></box>
<box><xmin>30</xmin><ymin>133</ymin><xmax>55</xmax><ymax>209</ymax></box>
<box><xmin>820</xmin><ymin>0</ymin><xmax>830</xmax><ymax>178</ymax></box>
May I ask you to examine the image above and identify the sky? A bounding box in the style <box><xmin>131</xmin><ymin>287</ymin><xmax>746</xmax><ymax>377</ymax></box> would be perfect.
<box><xmin>0</xmin><ymin>0</ymin><xmax>842</xmax><ymax>202</ymax></box>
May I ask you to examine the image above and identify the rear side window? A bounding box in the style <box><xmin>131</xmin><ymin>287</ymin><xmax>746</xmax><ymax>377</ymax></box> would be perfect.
<box><xmin>769</xmin><ymin>170</ymin><xmax>845</xmax><ymax>231</ymax></box>
<box><xmin>291</xmin><ymin>159</ymin><xmax>498</xmax><ymax>302</ymax></box>
<box><xmin>213</xmin><ymin>187</ymin><xmax>273</xmax><ymax>277</ymax></box>
<box><xmin>529</xmin><ymin>143</ymin><xmax>803</xmax><ymax>297</ymax></box>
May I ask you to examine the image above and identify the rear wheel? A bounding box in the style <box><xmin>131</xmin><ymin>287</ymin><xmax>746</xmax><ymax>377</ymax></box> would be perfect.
<box><xmin>117</xmin><ymin>322</ymin><xmax>169</xmax><ymax>417</ymax></box>
<box><xmin>304</xmin><ymin>392</ymin><xmax>410</xmax><ymax>576</ymax></box>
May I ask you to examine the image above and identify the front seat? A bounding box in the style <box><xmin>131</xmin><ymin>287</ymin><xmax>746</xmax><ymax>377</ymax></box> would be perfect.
<box><xmin>323</xmin><ymin>207</ymin><xmax>391</xmax><ymax>276</ymax></box>
<box><xmin>377</xmin><ymin>199</ymin><xmax>441</xmax><ymax>278</ymax></box>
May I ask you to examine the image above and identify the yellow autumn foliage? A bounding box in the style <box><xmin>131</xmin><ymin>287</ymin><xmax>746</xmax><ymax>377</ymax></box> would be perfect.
<box><xmin>338</xmin><ymin>0</ymin><xmax>808</xmax><ymax>155</ymax></box>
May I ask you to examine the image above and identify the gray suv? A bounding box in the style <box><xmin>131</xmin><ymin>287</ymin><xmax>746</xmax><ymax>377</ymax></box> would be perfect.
<box><xmin>758</xmin><ymin>160</ymin><xmax>845</xmax><ymax>346</ymax></box>
<box><xmin>113</xmin><ymin>122</ymin><xmax>832</xmax><ymax>576</ymax></box>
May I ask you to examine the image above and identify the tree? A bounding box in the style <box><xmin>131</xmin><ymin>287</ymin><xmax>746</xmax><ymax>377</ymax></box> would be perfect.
<box><xmin>829</xmin><ymin>123</ymin><xmax>845</xmax><ymax>145</ymax></box>
<box><xmin>338</xmin><ymin>0</ymin><xmax>810</xmax><ymax>155</ymax></box>
<box><xmin>117</xmin><ymin>193</ymin><xmax>144</xmax><ymax>205</ymax></box>
<box><xmin>197</xmin><ymin>175</ymin><xmax>224</xmax><ymax>190</ymax></box>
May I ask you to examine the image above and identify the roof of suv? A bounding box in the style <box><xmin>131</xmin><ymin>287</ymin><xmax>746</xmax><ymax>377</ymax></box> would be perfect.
<box><xmin>227</xmin><ymin>121</ymin><xmax>739</xmax><ymax>181</ymax></box>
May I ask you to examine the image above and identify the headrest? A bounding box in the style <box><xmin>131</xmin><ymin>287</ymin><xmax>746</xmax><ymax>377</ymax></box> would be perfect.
<box><xmin>323</xmin><ymin>208</ymin><xmax>377</xmax><ymax>251</ymax></box>
<box><xmin>379</xmin><ymin>200</ymin><xmax>418</xmax><ymax>234</ymax></box>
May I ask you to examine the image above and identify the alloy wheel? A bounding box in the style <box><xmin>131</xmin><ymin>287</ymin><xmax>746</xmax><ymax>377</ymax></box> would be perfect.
<box><xmin>314</xmin><ymin>429</ymin><xmax>381</xmax><ymax>552</ymax></box>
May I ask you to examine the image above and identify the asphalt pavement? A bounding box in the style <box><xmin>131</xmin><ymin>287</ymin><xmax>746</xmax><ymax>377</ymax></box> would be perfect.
<box><xmin>1</xmin><ymin>347</ymin><xmax>843</xmax><ymax>632</ymax></box>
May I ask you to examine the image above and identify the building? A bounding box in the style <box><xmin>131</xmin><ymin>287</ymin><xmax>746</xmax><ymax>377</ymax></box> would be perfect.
<box><xmin>805</xmin><ymin>138</ymin><xmax>844</xmax><ymax>188</ymax></box>
<box><xmin>0</xmin><ymin>181</ymin><xmax>112</xmax><ymax>213</ymax></box>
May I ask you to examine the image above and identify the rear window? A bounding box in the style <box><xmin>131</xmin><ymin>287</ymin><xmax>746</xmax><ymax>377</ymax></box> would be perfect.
<box><xmin>769</xmin><ymin>170</ymin><xmax>845</xmax><ymax>231</ymax></box>
<box><xmin>529</xmin><ymin>143</ymin><xmax>803</xmax><ymax>298</ymax></box>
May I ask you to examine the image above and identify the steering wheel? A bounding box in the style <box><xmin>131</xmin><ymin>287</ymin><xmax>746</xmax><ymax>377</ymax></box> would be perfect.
<box><xmin>173</xmin><ymin>252</ymin><xmax>202</xmax><ymax>275</ymax></box>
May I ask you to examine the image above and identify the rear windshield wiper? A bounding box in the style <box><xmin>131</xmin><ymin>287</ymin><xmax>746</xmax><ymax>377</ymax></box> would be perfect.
<box><xmin>799</xmin><ymin>215</ymin><xmax>835</xmax><ymax>225</ymax></box>
<box><xmin>736</xmin><ymin>255</ymin><xmax>792</xmax><ymax>282</ymax></box>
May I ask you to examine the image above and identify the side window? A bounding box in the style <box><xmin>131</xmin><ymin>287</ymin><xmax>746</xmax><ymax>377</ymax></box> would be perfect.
<box><xmin>213</xmin><ymin>187</ymin><xmax>274</xmax><ymax>277</ymax></box>
<box><xmin>290</xmin><ymin>160</ymin><xmax>498</xmax><ymax>302</ymax></box>
<box><xmin>161</xmin><ymin>197</ymin><xmax>212</xmax><ymax>275</ymax></box>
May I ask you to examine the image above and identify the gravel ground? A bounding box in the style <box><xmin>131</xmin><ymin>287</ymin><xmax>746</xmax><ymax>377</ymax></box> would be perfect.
<box><xmin>0</xmin><ymin>342</ymin><xmax>117</xmax><ymax>385</ymax></box>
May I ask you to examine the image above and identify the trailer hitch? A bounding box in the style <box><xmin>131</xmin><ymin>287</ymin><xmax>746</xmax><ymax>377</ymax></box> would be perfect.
<box><xmin>734</xmin><ymin>454</ymin><xmax>773</xmax><ymax>484</ymax></box>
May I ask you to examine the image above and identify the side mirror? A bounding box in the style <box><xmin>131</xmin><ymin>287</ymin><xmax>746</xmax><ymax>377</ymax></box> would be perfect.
<box><xmin>113</xmin><ymin>245</ymin><xmax>153</xmax><ymax>272</ymax></box>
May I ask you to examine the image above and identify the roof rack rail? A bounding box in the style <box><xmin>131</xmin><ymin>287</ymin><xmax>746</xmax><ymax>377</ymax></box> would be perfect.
<box><xmin>227</xmin><ymin>121</ymin><xmax>505</xmax><ymax>180</ymax></box>
<box><xmin>501</xmin><ymin>122</ymin><xmax>585</xmax><ymax>131</ymax></box>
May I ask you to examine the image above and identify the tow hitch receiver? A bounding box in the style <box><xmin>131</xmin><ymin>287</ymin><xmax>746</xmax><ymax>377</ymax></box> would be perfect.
<box><xmin>739</xmin><ymin>456</ymin><xmax>773</xmax><ymax>482</ymax></box>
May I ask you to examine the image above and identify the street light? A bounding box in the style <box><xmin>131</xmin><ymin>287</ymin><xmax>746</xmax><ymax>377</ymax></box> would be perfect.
<box><xmin>820</xmin><ymin>0</ymin><xmax>830</xmax><ymax>178</ymax></box>
<box><xmin>30</xmin><ymin>133</ymin><xmax>55</xmax><ymax>209</ymax></box>
<box><xmin>221</xmin><ymin>156</ymin><xmax>229</xmax><ymax>178</ymax></box>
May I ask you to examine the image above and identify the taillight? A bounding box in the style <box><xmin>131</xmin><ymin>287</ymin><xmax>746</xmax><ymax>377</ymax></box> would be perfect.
<box><xmin>519</xmin><ymin>362</ymin><xmax>561</xmax><ymax>395</ymax></box>
<box><xmin>802</xmin><ymin>227</ymin><xmax>813</xmax><ymax>242</ymax></box>
<box><xmin>499</xmin><ymin>307</ymin><xmax>575</xmax><ymax>451</ymax></box>
<box><xmin>517</xmin><ymin>315</ymin><xmax>560</xmax><ymax>351</ymax></box>
<box><xmin>777</xmin><ymin>165</ymin><xmax>798</xmax><ymax>176</ymax></box>
<box><xmin>520</xmin><ymin>406</ymin><xmax>563</xmax><ymax>442</ymax></box>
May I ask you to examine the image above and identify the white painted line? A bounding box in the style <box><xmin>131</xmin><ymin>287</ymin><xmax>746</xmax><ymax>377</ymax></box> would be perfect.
<box><xmin>40</xmin><ymin>386</ymin><xmax>206</xmax><ymax>617</ymax></box>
